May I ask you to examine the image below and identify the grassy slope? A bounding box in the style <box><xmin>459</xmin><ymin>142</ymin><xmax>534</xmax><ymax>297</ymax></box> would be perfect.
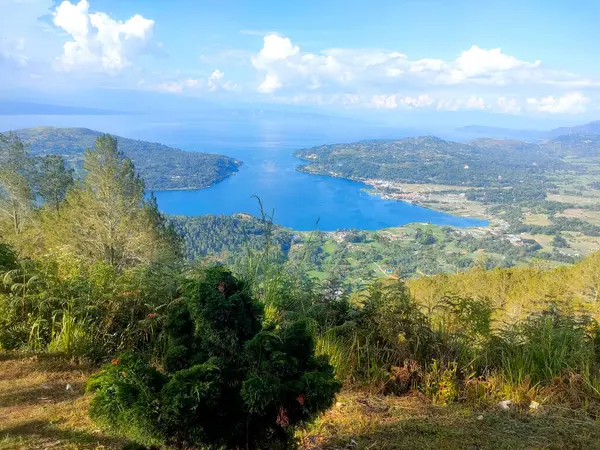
<box><xmin>301</xmin><ymin>392</ymin><xmax>600</xmax><ymax>450</ymax></box>
<box><xmin>0</xmin><ymin>354</ymin><xmax>128</xmax><ymax>449</ymax></box>
<box><xmin>3</xmin><ymin>355</ymin><xmax>600</xmax><ymax>450</ymax></box>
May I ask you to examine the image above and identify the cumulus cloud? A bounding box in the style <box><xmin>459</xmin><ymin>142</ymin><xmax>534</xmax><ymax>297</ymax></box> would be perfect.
<box><xmin>251</xmin><ymin>35</ymin><xmax>581</xmax><ymax>95</ymax></box>
<box><xmin>153</xmin><ymin>69</ymin><xmax>238</xmax><ymax>94</ymax></box>
<box><xmin>371</xmin><ymin>94</ymin><xmax>434</xmax><ymax>109</ymax></box>
<box><xmin>445</xmin><ymin>45</ymin><xmax>541</xmax><ymax>83</ymax></box>
<box><xmin>249</xmin><ymin>34</ymin><xmax>600</xmax><ymax>114</ymax></box>
<box><xmin>526</xmin><ymin>92</ymin><xmax>590</xmax><ymax>114</ymax></box>
<box><xmin>52</xmin><ymin>0</ymin><xmax>155</xmax><ymax>73</ymax></box>
<box><xmin>436</xmin><ymin>96</ymin><xmax>489</xmax><ymax>111</ymax></box>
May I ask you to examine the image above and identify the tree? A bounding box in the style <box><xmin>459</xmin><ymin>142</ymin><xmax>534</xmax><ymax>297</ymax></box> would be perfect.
<box><xmin>47</xmin><ymin>135</ymin><xmax>178</xmax><ymax>268</ymax></box>
<box><xmin>0</xmin><ymin>134</ymin><xmax>34</xmax><ymax>234</ymax></box>
<box><xmin>552</xmin><ymin>233</ymin><xmax>570</xmax><ymax>248</ymax></box>
<box><xmin>88</xmin><ymin>266</ymin><xmax>340</xmax><ymax>449</ymax></box>
<box><xmin>37</xmin><ymin>155</ymin><xmax>74</xmax><ymax>212</ymax></box>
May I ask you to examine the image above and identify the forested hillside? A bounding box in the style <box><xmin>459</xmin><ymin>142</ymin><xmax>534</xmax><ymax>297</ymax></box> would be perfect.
<box><xmin>294</xmin><ymin>135</ymin><xmax>571</xmax><ymax>187</ymax></box>
<box><xmin>5</xmin><ymin>126</ymin><xmax>242</xmax><ymax>190</ymax></box>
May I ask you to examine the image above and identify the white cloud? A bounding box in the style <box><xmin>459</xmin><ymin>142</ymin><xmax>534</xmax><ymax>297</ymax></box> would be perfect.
<box><xmin>52</xmin><ymin>0</ymin><xmax>155</xmax><ymax>73</ymax></box>
<box><xmin>436</xmin><ymin>96</ymin><xmax>489</xmax><ymax>111</ymax></box>
<box><xmin>452</xmin><ymin>45</ymin><xmax>540</xmax><ymax>80</ymax></box>
<box><xmin>248</xmin><ymin>34</ymin><xmax>600</xmax><ymax>115</ymax></box>
<box><xmin>497</xmin><ymin>97</ymin><xmax>522</xmax><ymax>114</ymax></box>
<box><xmin>526</xmin><ymin>92</ymin><xmax>590</xmax><ymax>114</ymax></box>
<box><xmin>257</xmin><ymin>34</ymin><xmax>299</xmax><ymax>60</ymax></box>
<box><xmin>0</xmin><ymin>37</ymin><xmax>28</xmax><ymax>67</ymax></box>
<box><xmin>153</xmin><ymin>69</ymin><xmax>238</xmax><ymax>94</ymax></box>
<box><xmin>207</xmin><ymin>69</ymin><xmax>239</xmax><ymax>91</ymax></box>
<box><xmin>371</xmin><ymin>94</ymin><xmax>434</xmax><ymax>109</ymax></box>
<box><xmin>251</xmin><ymin>35</ymin><xmax>577</xmax><ymax>95</ymax></box>
<box><xmin>258</xmin><ymin>74</ymin><xmax>282</xmax><ymax>93</ymax></box>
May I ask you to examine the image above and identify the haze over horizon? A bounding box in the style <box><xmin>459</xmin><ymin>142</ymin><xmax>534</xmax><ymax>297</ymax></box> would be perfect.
<box><xmin>2</xmin><ymin>0</ymin><xmax>600</xmax><ymax>129</ymax></box>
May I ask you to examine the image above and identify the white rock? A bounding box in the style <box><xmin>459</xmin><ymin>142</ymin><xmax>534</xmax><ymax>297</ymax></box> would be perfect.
<box><xmin>477</xmin><ymin>415</ymin><xmax>484</xmax><ymax>420</ymax></box>
<box><xmin>65</xmin><ymin>384</ymin><xmax>72</xmax><ymax>391</ymax></box>
<box><xmin>529</xmin><ymin>400</ymin><xmax>540</xmax><ymax>409</ymax></box>
<box><xmin>498</xmin><ymin>400</ymin><xmax>512</xmax><ymax>410</ymax></box>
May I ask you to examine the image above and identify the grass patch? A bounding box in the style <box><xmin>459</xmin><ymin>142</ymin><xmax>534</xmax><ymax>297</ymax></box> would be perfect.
<box><xmin>301</xmin><ymin>392</ymin><xmax>600</xmax><ymax>450</ymax></box>
<box><xmin>3</xmin><ymin>355</ymin><xmax>600</xmax><ymax>449</ymax></box>
<box><xmin>0</xmin><ymin>354</ymin><xmax>129</xmax><ymax>450</ymax></box>
<box><xmin>524</xmin><ymin>213</ymin><xmax>552</xmax><ymax>226</ymax></box>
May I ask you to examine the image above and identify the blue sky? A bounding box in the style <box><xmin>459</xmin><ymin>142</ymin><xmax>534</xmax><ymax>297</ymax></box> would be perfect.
<box><xmin>2</xmin><ymin>0</ymin><xmax>600</xmax><ymax>126</ymax></box>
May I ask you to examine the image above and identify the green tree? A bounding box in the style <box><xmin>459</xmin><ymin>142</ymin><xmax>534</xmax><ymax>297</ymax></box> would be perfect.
<box><xmin>37</xmin><ymin>155</ymin><xmax>74</xmax><ymax>212</ymax></box>
<box><xmin>48</xmin><ymin>134</ymin><xmax>178</xmax><ymax>268</ymax></box>
<box><xmin>0</xmin><ymin>133</ymin><xmax>34</xmax><ymax>234</ymax></box>
<box><xmin>88</xmin><ymin>266</ymin><xmax>340</xmax><ymax>449</ymax></box>
<box><xmin>552</xmin><ymin>233</ymin><xmax>570</xmax><ymax>248</ymax></box>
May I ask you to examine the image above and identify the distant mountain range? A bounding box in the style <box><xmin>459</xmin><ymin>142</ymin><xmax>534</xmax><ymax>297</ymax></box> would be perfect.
<box><xmin>0</xmin><ymin>100</ymin><xmax>126</xmax><ymax>116</ymax></box>
<box><xmin>3</xmin><ymin>127</ymin><xmax>242</xmax><ymax>190</ymax></box>
<box><xmin>456</xmin><ymin>120</ymin><xmax>600</xmax><ymax>141</ymax></box>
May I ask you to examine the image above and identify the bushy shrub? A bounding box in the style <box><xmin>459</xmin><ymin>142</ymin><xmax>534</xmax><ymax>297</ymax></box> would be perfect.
<box><xmin>316</xmin><ymin>280</ymin><xmax>438</xmax><ymax>389</ymax></box>
<box><xmin>0</xmin><ymin>255</ymin><xmax>178</xmax><ymax>358</ymax></box>
<box><xmin>0</xmin><ymin>243</ymin><xmax>17</xmax><ymax>272</ymax></box>
<box><xmin>88</xmin><ymin>266</ymin><xmax>340</xmax><ymax>449</ymax></box>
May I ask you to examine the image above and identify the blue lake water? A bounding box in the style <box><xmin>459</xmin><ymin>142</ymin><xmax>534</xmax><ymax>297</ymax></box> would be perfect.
<box><xmin>0</xmin><ymin>113</ymin><xmax>487</xmax><ymax>231</ymax></box>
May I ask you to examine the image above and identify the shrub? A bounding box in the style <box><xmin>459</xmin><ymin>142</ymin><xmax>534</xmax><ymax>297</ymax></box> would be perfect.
<box><xmin>0</xmin><ymin>243</ymin><xmax>17</xmax><ymax>272</ymax></box>
<box><xmin>316</xmin><ymin>280</ymin><xmax>437</xmax><ymax>389</ymax></box>
<box><xmin>88</xmin><ymin>266</ymin><xmax>340</xmax><ymax>449</ymax></box>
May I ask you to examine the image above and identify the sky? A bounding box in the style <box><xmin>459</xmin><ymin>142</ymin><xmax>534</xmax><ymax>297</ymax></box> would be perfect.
<box><xmin>2</xmin><ymin>0</ymin><xmax>600</xmax><ymax>127</ymax></box>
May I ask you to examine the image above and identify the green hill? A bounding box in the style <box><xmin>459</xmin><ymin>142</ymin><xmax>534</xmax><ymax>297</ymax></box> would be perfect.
<box><xmin>294</xmin><ymin>135</ymin><xmax>569</xmax><ymax>187</ymax></box>
<box><xmin>5</xmin><ymin>126</ymin><xmax>242</xmax><ymax>190</ymax></box>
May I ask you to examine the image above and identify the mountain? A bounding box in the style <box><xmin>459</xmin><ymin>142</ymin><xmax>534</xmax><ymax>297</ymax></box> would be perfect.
<box><xmin>0</xmin><ymin>101</ymin><xmax>124</xmax><ymax>115</ymax></box>
<box><xmin>540</xmin><ymin>133</ymin><xmax>600</xmax><ymax>157</ymax></box>
<box><xmin>5</xmin><ymin>127</ymin><xmax>242</xmax><ymax>190</ymax></box>
<box><xmin>547</xmin><ymin>120</ymin><xmax>600</xmax><ymax>138</ymax></box>
<box><xmin>454</xmin><ymin>125</ymin><xmax>546</xmax><ymax>141</ymax></box>
<box><xmin>457</xmin><ymin>120</ymin><xmax>600</xmax><ymax>141</ymax></box>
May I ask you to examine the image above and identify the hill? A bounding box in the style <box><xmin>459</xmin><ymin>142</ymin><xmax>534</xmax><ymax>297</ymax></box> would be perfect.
<box><xmin>457</xmin><ymin>120</ymin><xmax>600</xmax><ymax>141</ymax></box>
<box><xmin>293</xmin><ymin>135</ymin><xmax>569</xmax><ymax>187</ymax></box>
<box><xmin>547</xmin><ymin>120</ymin><xmax>600</xmax><ymax>138</ymax></box>
<box><xmin>455</xmin><ymin>125</ymin><xmax>545</xmax><ymax>141</ymax></box>
<box><xmin>4</xmin><ymin>127</ymin><xmax>242</xmax><ymax>190</ymax></box>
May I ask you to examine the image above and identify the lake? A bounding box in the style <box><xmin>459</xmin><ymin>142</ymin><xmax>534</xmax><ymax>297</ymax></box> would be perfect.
<box><xmin>0</xmin><ymin>113</ymin><xmax>487</xmax><ymax>231</ymax></box>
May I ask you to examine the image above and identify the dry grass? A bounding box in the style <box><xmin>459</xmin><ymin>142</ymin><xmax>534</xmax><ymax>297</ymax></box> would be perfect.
<box><xmin>3</xmin><ymin>355</ymin><xmax>600</xmax><ymax>450</ymax></box>
<box><xmin>547</xmin><ymin>193</ymin><xmax>600</xmax><ymax>207</ymax></box>
<box><xmin>560</xmin><ymin>209</ymin><xmax>600</xmax><ymax>225</ymax></box>
<box><xmin>300</xmin><ymin>392</ymin><xmax>600</xmax><ymax>450</ymax></box>
<box><xmin>0</xmin><ymin>354</ymin><xmax>128</xmax><ymax>450</ymax></box>
<box><xmin>523</xmin><ymin>213</ymin><xmax>552</xmax><ymax>226</ymax></box>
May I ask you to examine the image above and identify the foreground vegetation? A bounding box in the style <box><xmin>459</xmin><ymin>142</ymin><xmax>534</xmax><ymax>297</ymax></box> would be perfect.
<box><xmin>4</xmin><ymin>356</ymin><xmax>600</xmax><ymax>450</ymax></box>
<box><xmin>3</xmin><ymin>132</ymin><xmax>600</xmax><ymax>448</ymax></box>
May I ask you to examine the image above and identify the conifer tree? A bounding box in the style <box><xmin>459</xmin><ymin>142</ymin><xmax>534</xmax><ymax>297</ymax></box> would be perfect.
<box><xmin>48</xmin><ymin>134</ymin><xmax>178</xmax><ymax>268</ymax></box>
<box><xmin>0</xmin><ymin>133</ymin><xmax>34</xmax><ymax>235</ymax></box>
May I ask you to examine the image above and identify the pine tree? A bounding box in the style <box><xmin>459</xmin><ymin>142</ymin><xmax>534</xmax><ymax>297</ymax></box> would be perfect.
<box><xmin>37</xmin><ymin>155</ymin><xmax>74</xmax><ymax>213</ymax></box>
<box><xmin>47</xmin><ymin>134</ymin><xmax>178</xmax><ymax>268</ymax></box>
<box><xmin>0</xmin><ymin>133</ymin><xmax>34</xmax><ymax>235</ymax></box>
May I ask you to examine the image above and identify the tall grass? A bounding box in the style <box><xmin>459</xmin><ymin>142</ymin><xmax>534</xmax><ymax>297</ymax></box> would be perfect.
<box><xmin>48</xmin><ymin>307</ymin><xmax>92</xmax><ymax>357</ymax></box>
<box><xmin>499</xmin><ymin>307</ymin><xmax>596</xmax><ymax>385</ymax></box>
